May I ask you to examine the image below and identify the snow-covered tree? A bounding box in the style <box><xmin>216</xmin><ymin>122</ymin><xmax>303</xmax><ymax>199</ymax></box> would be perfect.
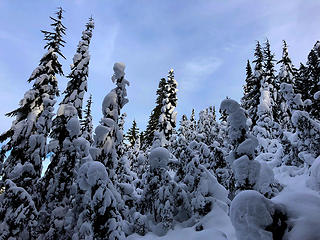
<box><xmin>276</xmin><ymin>41</ymin><xmax>297</xmax><ymax>130</ymax></box>
<box><xmin>281</xmin><ymin>82</ymin><xmax>320</xmax><ymax>166</ymax></box>
<box><xmin>159</xmin><ymin>69</ymin><xmax>178</xmax><ymax>146</ymax></box>
<box><xmin>221</xmin><ymin>99</ymin><xmax>279</xmax><ymax>198</ymax></box>
<box><xmin>306</xmin><ymin>41</ymin><xmax>320</xmax><ymax>119</ymax></box>
<box><xmin>241</xmin><ymin>60</ymin><xmax>253</xmax><ymax>110</ymax></box>
<box><xmin>127</xmin><ymin>120</ymin><xmax>139</xmax><ymax>147</ymax></box>
<box><xmin>0</xmin><ymin>7</ymin><xmax>66</xmax><ymax>193</ymax></box>
<box><xmin>242</xmin><ymin>42</ymin><xmax>263</xmax><ymax>127</ymax></box>
<box><xmin>80</xmin><ymin>94</ymin><xmax>93</xmax><ymax>144</ymax></box>
<box><xmin>144</xmin><ymin>77</ymin><xmax>167</xmax><ymax>148</ymax></box>
<box><xmin>0</xmin><ymin>180</ymin><xmax>38</xmax><ymax>240</ymax></box>
<box><xmin>62</xmin><ymin>17</ymin><xmax>94</xmax><ymax>118</ymax></box>
<box><xmin>139</xmin><ymin>147</ymin><xmax>177</xmax><ymax>235</ymax></box>
<box><xmin>90</xmin><ymin>62</ymin><xmax>129</xmax><ymax>181</ymax></box>
<box><xmin>263</xmin><ymin>39</ymin><xmax>279</xmax><ymax>124</ymax></box>
<box><xmin>72</xmin><ymin>161</ymin><xmax>125</xmax><ymax>240</ymax></box>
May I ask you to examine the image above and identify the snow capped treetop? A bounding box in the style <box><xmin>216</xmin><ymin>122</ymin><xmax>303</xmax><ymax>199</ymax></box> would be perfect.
<box><xmin>112</xmin><ymin>62</ymin><xmax>130</xmax><ymax>110</ymax></box>
<box><xmin>220</xmin><ymin>98</ymin><xmax>247</xmax><ymax>144</ymax></box>
<box><xmin>280</xmin><ymin>83</ymin><xmax>303</xmax><ymax>111</ymax></box>
<box><xmin>112</xmin><ymin>62</ymin><xmax>126</xmax><ymax>82</ymax></box>
<box><xmin>149</xmin><ymin>147</ymin><xmax>170</xmax><ymax>170</ymax></box>
<box><xmin>77</xmin><ymin>161</ymin><xmax>108</xmax><ymax>191</ymax></box>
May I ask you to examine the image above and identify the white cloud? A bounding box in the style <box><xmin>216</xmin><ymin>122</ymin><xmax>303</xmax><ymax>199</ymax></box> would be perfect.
<box><xmin>179</xmin><ymin>57</ymin><xmax>223</xmax><ymax>92</ymax></box>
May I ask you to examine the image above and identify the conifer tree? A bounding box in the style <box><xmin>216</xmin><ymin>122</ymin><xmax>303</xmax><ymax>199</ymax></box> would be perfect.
<box><xmin>241</xmin><ymin>60</ymin><xmax>253</xmax><ymax>109</ymax></box>
<box><xmin>242</xmin><ymin>42</ymin><xmax>263</xmax><ymax>127</ymax></box>
<box><xmin>144</xmin><ymin>78</ymin><xmax>167</xmax><ymax>148</ymax></box>
<box><xmin>73</xmin><ymin>161</ymin><xmax>125</xmax><ymax>240</ymax></box>
<box><xmin>127</xmin><ymin>120</ymin><xmax>139</xmax><ymax>147</ymax></box>
<box><xmin>263</xmin><ymin>39</ymin><xmax>279</xmax><ymax>124</ymax></box>
<box><xmin>307</xmin><ymin>42</ymin><xmax>320</xmax><ymax>119</ymax></box>
<box><xmin>159</xmin><ymin>69</ymin><xmax>178</xmax><ymax>145</ymax></box>
<box><xmin>277</xmin><ymin>41</ymin><xmax>296</xmax><ymax>130</ymax></box>
<box><xmin>90</xmin><ymin>62</ymin><xmax>129</xmax><ymax>181</ymax></box>
<box><xmin>0</xmin><ymin>180</ymin><xmax>39</xmax><ymax>239</ymax></box>
<box><xmin>0</xmin><ymin>7</ymin><xmax>66</xmax><ymax>193</ymax></box>
<box><xmin>80</xmin><ymin>94</ymin><xmax>93</xmax><ymax>144</ymax></box>
<box><xmin>295</xmin><ymin>63</ymin><xmax>309</xmax><ymax>101</ymax></box>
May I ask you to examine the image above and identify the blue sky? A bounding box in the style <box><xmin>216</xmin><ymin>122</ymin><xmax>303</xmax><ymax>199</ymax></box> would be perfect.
<box><xmin>1</xmin><ymin>0</ymin><xmax>320</xmax><ymax>133</ymax></box>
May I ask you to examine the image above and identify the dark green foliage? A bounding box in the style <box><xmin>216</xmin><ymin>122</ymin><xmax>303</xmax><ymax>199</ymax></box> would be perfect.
<box><xmin>144</xmin><ymin>78</ymin><xmax>167</xmax><ymax>147</ymax></box>
<box><xmin>126</xmin><ymin>120</ymin><xmax>140</xmax><ymax>147</ymax></box>
<box><xmin>241</xmin><ymin>41</ymin><xmax>263</xmax><ymax>127</ymax></box>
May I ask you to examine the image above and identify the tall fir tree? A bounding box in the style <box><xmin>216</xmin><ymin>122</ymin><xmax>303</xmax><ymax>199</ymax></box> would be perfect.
<box><xmin>241</xmin><ymin>42</ymin><xmax>263</xmax><ymax>127</ymax></box>
<box><xmin>159</xmin><ymin>69</ymin><xmax>178</xmax><ymax>145</ymax></box>
<box><xmin>144</xmin><ymin>77</ymin><xmax>167</xmax><ymax>148</ymax></box>
<box><xmin>307</xmin><ymin>41</ymin><xmax>320</xmax><ymax>119</ymax></box>
<box><xmin>90</xmin><ymin>62</ymin><xmax>129</xmax><ymax>180</ymax></box>
<box><xmin>81</xmin><ymin>94</ymin><xmax>94</xmax><ymax>143</ymax></box>
<box><xmin>263</xmin><ymin>39</ymin><xmax>279</xmax><ymax>124</ymax></box>
<box><xmin>0</xmin><ymin>7</ymin><xmax>66</xmax><ymax>193</ymax></box>
<box><xmin>295</xmin><ymin>63</ymin><xmax>309</xmax><ymax>101</ymax></box>
<box><xmin>127</xmin><ymin>119</ymin><xmax>139</xmax><ymax>147</ymax></box>
<box><xmin>277</xmin><ymin>40</ymin><xmax>296</xmax><ymax>130</ymax></box>
<box><xmin>241</xmin><ymin>60</ymin><xmax>253</xmax><ymax>109</ymax></box>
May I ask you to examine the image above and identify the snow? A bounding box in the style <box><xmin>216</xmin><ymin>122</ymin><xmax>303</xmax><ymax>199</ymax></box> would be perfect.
<box><xmin>149</xmin><ymin>147</ymin><xmax>170</xmax><ymax>170</ymax></box>
<box><xmin>307</xmin><ymin>156</ymin><xmax>320</xmax><ymax>191</ymax></box>
<box><xmin>232</xmin><ymin>155</ymin><xmax>261</xmax><ymax>187</ymax></box>
<box><xmin>220</xmin><ymin>99</ymin><xmax>247</xmax><ymax>143</ymax></box>
<box><xmin>127</xmin><ymin>204</ymin><xmax>236</xmax><ymax>240</ymax></box>
<box><xmin>273</xmin><ymin>191</ymin><xmax>320</xmax><ymax>240</ymax></box>
<box><xmin>230</xmin><ymin>190</ymin><xmax>275</xmax><ymax>240</ymax></box>
<box><xmin>77</xmin><ymin>161</ymin><xmax>108</xmax><ymax>191</ymax></box>
<box><xmin>112</xmin><ymin>62</ymin><xmax>126</xmax><ymax>83</ymax></box>
<box><xmin>66</xmin><ymin>117</ymin><xmax>80</xmax><ymax>138</ymax></box>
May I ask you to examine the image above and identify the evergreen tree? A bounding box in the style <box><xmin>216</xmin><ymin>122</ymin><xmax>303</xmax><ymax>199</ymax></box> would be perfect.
<box><xmin>241</xmin><ymin>60</ymin><xmax>253</xmax><ymax>109</ymax></box>
<box><xmin>62</xmin><ymin>17</ymin><xmax>94</xmax><ymax>118</ymax></box>
<box><xmin>0</xmin><ymin>180</ymin><xmax>38</xmax><ymax>239</ymax></box>
<box><xmin>140</xmin><ymin>147</ymin><xmax>177</xmax><ymax>234</ymax></box>
<box><xmin>263</xmin><ymin>39</ymin><xmax>279</xmax><ymax>124</ymax></box>
<box><xmin>280</xmin><ymin>83</ymin><xmax>320</xmax><ymax>166</ymax></box>
<box><xmin>307</xmin><ymin>41</ymin><xmax>320</xmax><ymax>119</ymax></box>
<box><xmin>72</xmin><ymin>161</ymin><xmax>125</xmax><ymax>240</ymax></box>
<box><xmin>277</xmin><ymin>40</ymin><xmax>296</xmax><ymax>130</ymax></box>
<box><xmin>80</xmin><ymin>94</ymin><xmax>93</xmax><ymax>144</ymax></box>
<box><xmin>90</xmin><ymin>62</ymin><xmax>129</xmax><ymax>181</ymax></box>
<box><xmin>242</xmin><ymin>41</ymin><xmax>263</xmax><ymax>127</ymax></box>
<box><xmin>190</xmin><ymin>108</ymin><xmax>196</xmax><ymax>130</ymax></box>
<box><xmin>144</xmin><ymin>78</ymin><xmax>167</xmax><ymax>148</ymax></box>
<box><xmin>295</xmin><ymin>63</ymin><xmax>309</xmax><ymax>101</ymax></box>
<box><xmin>127</xmin><ymin>120</ymin><xmax>139</xmax><ymax>147</ymax></box>
<box><xmin>159</xmin><ymin>69</ymin><xmax>178</xmax><ymax>145</ymax></box>
<box><xmin>220</xmin><ymin>99</ymin><xmax>278</xmax><ymax>198</ymax></box>
<box><xmin>0</xmin><ymin>7</ymin><xmax>66</xmax><ymax>193</ymax></box>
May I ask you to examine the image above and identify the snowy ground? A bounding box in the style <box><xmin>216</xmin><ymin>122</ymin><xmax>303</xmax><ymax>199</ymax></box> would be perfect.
<box><xmin>127</xmin><ymin>165</ymin><xmax>320</xmax><ymax>240</ymax></box>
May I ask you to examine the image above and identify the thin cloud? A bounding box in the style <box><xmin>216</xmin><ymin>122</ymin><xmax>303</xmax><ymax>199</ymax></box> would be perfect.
<box><xmin>180</xmin><ymin>57</ymin><xmax>223</xmax><ymax>92</ymax></box>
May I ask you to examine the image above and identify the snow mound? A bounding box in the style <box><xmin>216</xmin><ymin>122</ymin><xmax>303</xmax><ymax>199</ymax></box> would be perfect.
<box><xmin>273</xmin><ymin>191</ymin><xmax>320</xmax><ymax>240</ymax></box>
<box><xmin>149</xmin><ymin>147</ymin><xmax>170</xmax><ymax>170</ymax></box>
<box><xmin>77</xmin><ymin>161</ymin><xmax>108</xmax><ymax>191</ymax></box>
<box><xmin>306</xmin><ymin>156</ymin><xmax>320</xmax><ymax>191</ymax></box>
<box><xmin>230</xmin><ymin>190</ymin><xmax>275</xmax><ymax>240</ymax></box>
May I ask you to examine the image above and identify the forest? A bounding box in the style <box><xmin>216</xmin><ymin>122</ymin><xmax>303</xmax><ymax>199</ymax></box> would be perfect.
<box><xmin>0</xmin><ymin>7</ymin><xmax>320</xmax><ymax>240</ymax></box>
